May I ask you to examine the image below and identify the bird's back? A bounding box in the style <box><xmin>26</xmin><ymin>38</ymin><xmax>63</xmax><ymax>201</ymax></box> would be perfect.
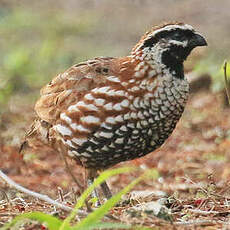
<box><xmin>35</xmin><ymin>57</ymin><xmax>118</xmax><ymax>124</ymax></box>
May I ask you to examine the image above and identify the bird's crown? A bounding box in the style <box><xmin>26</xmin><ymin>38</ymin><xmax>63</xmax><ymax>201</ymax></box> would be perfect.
<box><xmin>132</xmin><ymin>22</ymin><xmax>199</xmax><ymax>53</ymax></box>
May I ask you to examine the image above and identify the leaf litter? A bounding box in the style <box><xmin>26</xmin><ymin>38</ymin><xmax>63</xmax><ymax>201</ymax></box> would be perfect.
<box><xmin>1</xmin><ymin>89</ymin><xmax>230</xmax><ymax>229</ymax></box>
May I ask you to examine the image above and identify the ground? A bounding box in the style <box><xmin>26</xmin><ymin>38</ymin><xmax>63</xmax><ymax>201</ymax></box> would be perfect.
<box><xmin>1</xmin><ymin>1</ymin><xmax>230</xmax><ymax>229</ymax></box>
<box><xmin>1</xmin><ymin>88</ymin><xmax>230</xmax><ymax>229</ymax></box>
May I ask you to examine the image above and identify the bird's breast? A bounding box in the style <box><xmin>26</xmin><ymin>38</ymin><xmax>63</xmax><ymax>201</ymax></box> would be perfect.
<box><xmin>122</xmin><ymin>74</ymin><xmax>189</xmax><ymax>155</ymax></box>
<box><xmin>53</xmin><ymin>73</ymin><xmax>189</xmax><ymax>169</ymax></box>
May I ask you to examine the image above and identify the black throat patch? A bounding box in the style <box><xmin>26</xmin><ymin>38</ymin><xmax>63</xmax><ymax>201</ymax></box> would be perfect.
<box><xmin>141</xmin><ymin>28</ymin><xmax>195</xmax><ymax>79</ymax></box>
<box><xmin>161</xmin><ymin>45</ymin><xmax>193</xmax><ymax>79</ymax></box>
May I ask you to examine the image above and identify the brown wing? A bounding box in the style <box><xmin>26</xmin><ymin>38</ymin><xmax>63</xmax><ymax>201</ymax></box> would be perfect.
<box><xmin>21</xmin><ymin>57</ymin><xmax>121</xmax><ymax>152</ymax></box>
<box><xmin>35</xmin><ymin>57</ymin><xmax>118</xmax><ymax>124</ymax></box>
<box><xmin>22</xmin><ymin>55</ymin><xmax>153</xmax><ymax>153</ymax></box>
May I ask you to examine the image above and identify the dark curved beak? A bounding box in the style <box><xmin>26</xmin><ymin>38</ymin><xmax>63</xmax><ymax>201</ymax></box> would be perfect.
<box><xmin>189</xmin><ymin>33</ymin><xmax>207</xmax><ymax>48</ymax></box>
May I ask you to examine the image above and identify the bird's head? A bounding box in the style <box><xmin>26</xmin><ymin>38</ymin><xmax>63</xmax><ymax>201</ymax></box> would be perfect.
<box><xmin>132</xmin><ymin>22</ymin><xmax>207</xmax><ymax>76</ymax></box>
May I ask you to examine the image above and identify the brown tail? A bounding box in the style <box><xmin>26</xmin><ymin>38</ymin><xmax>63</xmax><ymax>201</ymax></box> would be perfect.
<box><xmin>19</xmin><ymin>119</ymin><xmax>51</xmax><ymax>154</ymax></box>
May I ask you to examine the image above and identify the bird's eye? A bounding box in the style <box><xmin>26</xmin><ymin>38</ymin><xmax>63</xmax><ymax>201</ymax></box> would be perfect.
<box><xmin>172</xmin><ymin>32</ymin><xmax>181</xmax><ymax>40</ymax></box>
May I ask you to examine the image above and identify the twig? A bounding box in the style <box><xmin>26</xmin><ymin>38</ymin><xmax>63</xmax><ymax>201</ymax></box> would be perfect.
<box><xmin>0</xmin><ymin>188</ymin><xmax>11</xmax><ymax>205</ymax></box>
<box><xmin>72</xmin><ymin>187</ymin><xmax>77</xmax><ymax>203</ymax></box>
<box><xmin>174</xmin><ymin>219</ymin><xmax>216</xmax><ymax>226</ymax></box>
<box><xmin>58</xmin><ymin>187</ymin><xmax>64</xmax><ymax>202</ymax></box>
<box><xmin>188</xmin><ymin>209</ymin><xmax>219</xmax><ymax>215</ymax></box>
<box><xmin>0</xmin><ymin>169</ymin><xmax>88</xmax><ymax>216</ymax></box>
<box><xmin>224</xmin><ymin>60</ymin><xmax>230</xmax><ymax>105</ymax></box>
<box><xmin>55</xmin><ymin>191</ymin><xmax>72</xmax><ymax>202</ymax></box>
<box><xmin>58</xmin><ymin>151</ymin><xmax>93</xmax><ymax>212</ymax></box>
<box><xmin>58</xmin><ymin>152</ymin><xmax>84</xmax><ymax>193</ymax></box>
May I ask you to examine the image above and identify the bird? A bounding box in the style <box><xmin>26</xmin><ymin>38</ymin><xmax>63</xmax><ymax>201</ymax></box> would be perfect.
<box><xmin>21</xmin><ymin>22</ymin><xmax>207</xmax><ymax>202</ymax></box>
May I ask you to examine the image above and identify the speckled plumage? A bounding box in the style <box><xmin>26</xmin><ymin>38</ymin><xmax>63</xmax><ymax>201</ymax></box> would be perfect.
<box><xmin>33</xmin><ymin>55</ymin><xmax>189</xmax><ymax>169</ymax></box>
<box><xmin>22</xmin><ymin>22</ymin><xmax>207</xmax><ymax>199</ymax></box>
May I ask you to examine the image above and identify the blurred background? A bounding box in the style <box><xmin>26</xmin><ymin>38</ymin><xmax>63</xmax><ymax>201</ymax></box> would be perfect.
<box><xmin>0</xmin><ymin>0</ymin><xmax>229</xmax><ymax>150</ymax></box>
<box><xmin>1</xmin><ymin>1</ymin><xmax>230</xmax><ymax>225</ymax></box>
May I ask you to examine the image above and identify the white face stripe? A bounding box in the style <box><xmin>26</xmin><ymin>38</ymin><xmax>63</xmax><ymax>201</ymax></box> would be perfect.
<box><xmin>170</xmin><ymin>40</ymin><xmax>188</xmax><ymax>47</ymax></box>
<box><xmin>148</xmin><ymin>24</ymin><xmax>194</xmax><ymax>38</ymax></box>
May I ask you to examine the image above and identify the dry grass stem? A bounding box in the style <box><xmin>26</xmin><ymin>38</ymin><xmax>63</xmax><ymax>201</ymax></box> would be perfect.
<box><xmin>0</xmin><ymin>169</ymin><xmax>88</xmax><ymax>216</ymax></box>
<box><xmin>224</xmin><ymin>60</ymin><xmax>230</xmax><ymax>105</ymax></box>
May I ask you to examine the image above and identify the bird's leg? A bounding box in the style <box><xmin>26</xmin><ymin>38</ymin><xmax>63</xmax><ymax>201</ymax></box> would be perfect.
<box><xmin>100</xmin><ymin>181</ymin><xmax>112</xmax><ymax>200</ymax></box>
<box><xmin>86</xmin><ymin>169</ymin><xmax>112</xmax><ymax>206</ymax></box>
<box><xmin>87</xmin><ymin>169</ymin><xmax>101</xmax><ymax>207</ymax></box>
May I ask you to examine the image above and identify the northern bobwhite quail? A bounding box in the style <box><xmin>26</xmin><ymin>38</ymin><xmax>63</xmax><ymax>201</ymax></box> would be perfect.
<box><xmin>22</xmin><ymin>22</ymin><xmax>207</xmax><ymax>201</ymax></box>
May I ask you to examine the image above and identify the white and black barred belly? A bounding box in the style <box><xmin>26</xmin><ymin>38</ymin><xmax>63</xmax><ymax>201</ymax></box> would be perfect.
<box><xmin>68</xmin><ymin>75</ymin><xmax>189</xmax><ymax>169</ymax></box>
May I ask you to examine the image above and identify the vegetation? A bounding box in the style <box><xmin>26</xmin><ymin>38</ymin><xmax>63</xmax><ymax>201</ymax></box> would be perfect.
<box><xmin>2</xmin><ymin>167</ymin><xmax>158</xmax><ymax>230</ymax></box>
<box><xmin>0</xmin><ymin>7</ymin><xmax>98</xmax><ymax>107</ymax></box>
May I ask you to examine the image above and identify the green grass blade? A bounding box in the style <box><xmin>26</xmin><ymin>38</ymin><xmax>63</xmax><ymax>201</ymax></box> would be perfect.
<box><xmin>74</xmin><ymin>169</ymin><xmax>158</xmax><ymax>230</ymax></box>
<box><xmin>0</xmin><ymin>212</ymin><xmax>66</xmax><ymax>230</ymax></box>
<box><xmin>60</xmin><ymin>167</ymin><xmax>135</xmax><ymax>230</ymax></box>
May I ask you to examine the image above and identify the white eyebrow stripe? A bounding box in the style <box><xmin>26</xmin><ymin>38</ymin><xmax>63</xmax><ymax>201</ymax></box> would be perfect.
<box><xmin>147</xmin><ymin>24</ymin><xmax>194</xmax><ymax>39</ymax></box>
